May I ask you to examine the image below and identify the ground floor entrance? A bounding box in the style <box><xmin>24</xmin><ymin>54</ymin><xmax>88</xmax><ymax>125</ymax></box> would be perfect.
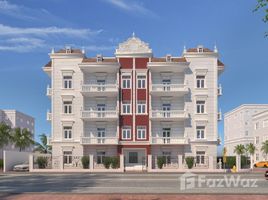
<box><xmin>123</xmin><ymin>148</ymin><xmax>147</xmax><ymax>171</ymax></box>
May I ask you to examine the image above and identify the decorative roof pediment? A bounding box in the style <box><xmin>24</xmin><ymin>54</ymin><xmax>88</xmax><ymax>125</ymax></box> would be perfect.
<box><xmin>115</xmin><ymin>33</ymin><xmax>152</xmax><ymax>57</ymax></box>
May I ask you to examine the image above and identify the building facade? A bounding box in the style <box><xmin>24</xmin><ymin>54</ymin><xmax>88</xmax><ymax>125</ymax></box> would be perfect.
<box><xmin>0</xmin><ymin>109</ymin><xmax>35</xmax><ymax>158</ymax></box>
<box><xmin>252</xmin><ymin>110</ymin><xmax>268</xmax><ymax>162</ymax></box>
<box><xmin>224</xmin><ymin>104</ymin><xmax>268</xmax><ymax>156</ymax></box>
<box><xmin>43</xmin><ymin>34</ymin><xmax>224</xmax><ymax>170</ymax></box>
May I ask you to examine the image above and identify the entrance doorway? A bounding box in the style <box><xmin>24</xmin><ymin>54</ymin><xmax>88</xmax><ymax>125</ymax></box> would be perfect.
<box><xmin>123</xmin><ymin>148</ymin><xmax>146</xmax><ymax>171</ymax></box>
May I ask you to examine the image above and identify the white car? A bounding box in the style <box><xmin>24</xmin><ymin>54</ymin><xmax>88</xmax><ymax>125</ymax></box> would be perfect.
<box><xmin>13</xmin><ymin>162</ymin><xmax>29</xmax><ymax>171</ymax></box>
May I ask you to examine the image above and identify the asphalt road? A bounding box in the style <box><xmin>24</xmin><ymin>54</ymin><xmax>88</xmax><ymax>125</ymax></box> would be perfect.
<box><xmin>0</xmin><ymin>173</ymin><xmax>267</xmax><ymax>194</ymax></box>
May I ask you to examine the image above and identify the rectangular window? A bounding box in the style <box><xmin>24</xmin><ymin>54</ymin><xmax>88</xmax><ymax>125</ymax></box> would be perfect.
<box><xmin>162</xmin><ymin>79</ymin><xmax>171</xmax><ymax>91</ymax></box>
<box><xmin>162</xmin><ymin>103</ymin><xmax>171</xmax><ymax>117</ymax></box>
<box><xmin>137</xmin><ymin>126</ymin><xmax>146</xmax><ymax>139</ymax></box>
<box><xmin>97</xmin><ymin>128</ymin><xmax>105</xmax><ymax>144</ymax></box>
<box><xmin>196</xmin><ymin>151</ymin><xmax>205</xmax><ymax>165</ymax></box>
<box><xmin>122</xmin><ymin>127</ymin><xmax>131</xmax><ymax>139</ymax></box>
<box><xmin>129</xmin><ymin>152</ymin><xmax>138</xmax><ymax>163</ymax></box>
<box><xmin>263</xmin><ymin>120</ymin><xmax>268</xmax><ymax>128</ymax></box>
<box><xmin>162</xmin><ymin>152</ymin><xmax>171</xmax><ymax>164</ymax></box>
<box><xmin>63</xmin><ymin>76</ymin><xmax>73</xmax><ymax>89</ymax></box>
<box><xmin>63</xmin><ymin>101</ymin><xmax>72</xmax><ymax>114</ymax></box>
<box><xmin>255</xmin><ymin>122</ymin><xmax>259</xmax><ymax>130</ymax></box>
<box><xmin>122</xmin><ymin>102</ymin><xmax>131</xmax><ymax>114</ymax></box>
<box><xmin>122</xmin><ymin>75</ymin><xmax>131</xmax><ymax>89</ymax></box>
<box><xmin>97</xmin><ymin>151</ymin><xmax>105</xmax><ymax>164</ymax></box>
<box><xmin>196</xmin><ymin>75</ymin><xmax>205</xmax><ymax>88</ymax></box>
<box><xmin>97</xmin><ymin>104</ymin><xmax>106</xmax><ymax>117</ymax></box>
<box><xmin>196</xmin><ymin>126</ymin><xmax>205</xmax><ymax>139</ymax></box>
<box><xmin>162</xmin><ymin>128</ymin><xmax>171</xmax><ymax>144</ymax></box>
<box><xmin>137</xmin><ymin>101</ymin><xmax>146</xmax><ymax>114</ymax></box>
<box><xmin>97</xmin><ymin>80</ymin><xmax>106</xmax><ymax>91</ymax></box>
<box><xmin>137</xmin><ymin>75</ymin><xmax>146</xmax><ymax>89</ymax></box>
<box><xmin>63</xmin><ymin>126</ymin><xmax>72</xmax><ymax>139</ymax></box>
<box><xmin>63</xmin><ymin>151</ymin><xmax>72</xmax><ymax>164</ymax></box>
<box><xmin>196</xmin><ymin>101</ymin><xmax>205</xmax><ymax>114</ymax></box>
<box><xmin>255</xmin><ymin>136</ymin><xmax>260</xmax><ymax>144</ymax></box>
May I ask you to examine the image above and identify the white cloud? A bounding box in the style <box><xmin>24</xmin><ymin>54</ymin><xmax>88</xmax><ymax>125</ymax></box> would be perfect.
<box><xmin>0</xmin><ymin>24</ymin><xmax>102</xmax><ymax>38</ymax></box>
<box><xmin>105</xmin><ymin>0</ymin><xmax>157</xmax><ymax>17</ymax></box>
<box><xmin>83</xmin><ymin>45</ymin><xmax>115</xmax><ymax>51</ymax></box>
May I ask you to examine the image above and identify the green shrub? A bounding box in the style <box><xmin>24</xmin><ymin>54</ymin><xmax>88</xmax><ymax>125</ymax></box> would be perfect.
<box><xmin>185</xmin><ymin>157</ymin><xmax>194</xmax><ymax>169</ymax></box>
<box><xmin>157</xmin><ymin>156</ymin><xmax>165</xmax><ymax>169</ymax></box>
<box><xmin>36</xmin><ymin>157</ymin><xmax>47</xmax><ymax>169</ymax></box>
<box><xmin>225</xmin><ymin>156</ymin><xmax>236</xmax><ymax>169</ymax></box>
<box><xmin>103</xmin><ymin>157</ymin><xmax>111</xmax><ymax>169</ymax></box>
<box><xmin>81</xmin><ymin>156</ymin><xmax>89</xmax><ymax>169</ymax></box>
<box><xmin>110</xmin><ymin>156</ymin><xmax>120</xmax><ymax>169</ymax></box>
<box><xmin>0</xmin><ymin>159</ymin><xmax>3</xmax><ymax>169</ymax></box>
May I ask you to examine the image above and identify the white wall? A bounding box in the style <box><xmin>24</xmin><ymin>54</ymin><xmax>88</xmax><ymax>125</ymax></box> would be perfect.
<box><xmin>3</xmin><ymin>150</ymin><xmax>31</xmax><ymax>172</ymax></box>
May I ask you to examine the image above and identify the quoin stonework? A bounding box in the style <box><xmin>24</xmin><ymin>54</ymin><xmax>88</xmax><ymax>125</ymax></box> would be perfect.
<box><xmin>43</xmin><ymin>34</ymin><xmax>224</xmax><ymax>171</ymax></box>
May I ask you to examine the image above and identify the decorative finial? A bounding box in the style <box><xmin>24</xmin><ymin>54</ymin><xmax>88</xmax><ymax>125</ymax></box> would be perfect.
<box><xmin>51</xmin><ymin>48</ymin><xmax>54</xmax><ymax>54</ymax></box>
<box><xmin>132</xmin><ymin>32</ymin><xmax>135</xmax><ymax>37</ymax></box>
<box><xmin>214</xmin><ymin>43</ymin><xmax>218</xmax><ymax>53</ymax></box>
<box><xmin>183</xmin><ymin>45</ymin><xmax>187</xmax><ymax>53</ymax></box>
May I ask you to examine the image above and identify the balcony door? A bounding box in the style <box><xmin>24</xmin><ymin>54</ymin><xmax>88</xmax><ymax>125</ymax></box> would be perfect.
<box><xmin>97</xmin><ymin>80</ymin><xmax>106</xmax><ymax>91</ymax></box>
<box><xmin>162</xmin><ymin>128</ymin><xmax>171</xmax><ymax>144</ymax></box>
<box><xmin>162</xmin><ymin>103</ymin><xmax>171</xmax><ymax>118</ymax></box>
<box><xmin>162</xmin><ymin>79</ymin><xmax>171</xmax><ymax>91</ymax></box>
<box><xmin>97</xmin><ymin>128</ymin><xmax>105</xmax><ymax>144</ymax></box>
<box><xmin>97</xmin><ymin>104</ymin><xmax>106</xmax><ymax>117</ymax></box>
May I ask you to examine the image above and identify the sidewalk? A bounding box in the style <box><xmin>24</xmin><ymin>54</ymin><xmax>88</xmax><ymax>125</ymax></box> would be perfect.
<box><xmin>2</xmin><ymin>194</ymin><xmax>268</xmax><ymax>200</ymax></box>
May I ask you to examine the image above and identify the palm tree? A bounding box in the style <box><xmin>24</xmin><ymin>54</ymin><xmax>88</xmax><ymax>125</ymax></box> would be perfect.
<box><xmin>246</xmin><ymin>143</ymin><xmax>256</xmax><ymax>169</ymax></box>
<box><xmin>234</xmin><ymin>144</ymin><xmax>246</xmax><ymax>156</ymax></box>
<box><xmin>34</xmin><ymin>133</ymin><xmax>51</xmax><ymax>154</ymax></box>
<box><xmin>261</xmin><ymin>140</ymin><xmax>268</xmax><ymax>160</ymax></box>
<box><xmin>0</xmin><ymin>123</ymin><xmax>11</xmax><ymax>148</ymax></box>
<box><xmin>234</xmin><ymin>144</ymin><xmax>246</xmax><ymax>170</ymax></box>
<box><xmin>11</xmin><ymin>127</ymin><xmax>35</xmax><ymax>152</ymax></box>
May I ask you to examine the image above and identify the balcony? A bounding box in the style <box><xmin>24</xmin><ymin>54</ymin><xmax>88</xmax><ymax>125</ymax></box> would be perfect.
<box><xmin>151</xmin><ymin>84</ymin><xmax>188</xmax><ymax>96</ymax></box>
<box><xmin>46</xmin><ymin>85</ymin><xmax>52</xmax><ymax>97</ymax></box>
<box><xmin>150</xmin><ymin>110</ymin><xmax>188</xmax><ymax>121</ymax></box>
<box><xmin>217</xmin><ymin>84</ymin><xmax>222</xmax><ymax>96</ymax></box>
<box><xmin>151</xmin><ymin>137</ymin><xmax>189</xmax><ymax>145</ymax></box>
<box><xmin>46</xmin><ymin>111</ymin><xmax>52</xmax><ymax>121</ymax></box>
<box><xmin>218</xmin><ymin>110</ymin><xmax>222</xmax><ymax>121</ymax></box>
<box><xmin>80</xmin><ymin>137</ymin><xmax>118</xmax><ymax>145</ymax></box>
<box><xmin>81</xmin><ymin>84</ymin><xmax>118</xmax><ymax>97</ymax></box>
<box><xmin>81</xmin><ymin>110</ymin><xmax>118</xmax><ymax>121</ymax></box>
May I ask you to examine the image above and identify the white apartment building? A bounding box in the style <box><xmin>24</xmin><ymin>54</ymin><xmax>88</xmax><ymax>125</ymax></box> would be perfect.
<box><xmin>43</xmin><ymin>34</ymin><xmax>224</xmax><ymax>170</ymax></box>
<box><xmin>252</xmin><ymin>110</ymin><xmax>268</xmax><ymax>161</ymax></box>
<box><xmin>0</xmin><ymin>109</ymin><xmax>35</xmax><ymax>158</ymax></box>
<box><xmin>224</xmin><ymin>104</ymin><xmax>268</xmax><ymax>156</ymax></box>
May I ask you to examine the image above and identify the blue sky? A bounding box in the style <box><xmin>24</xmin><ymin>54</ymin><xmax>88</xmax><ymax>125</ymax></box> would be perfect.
<box><xmin>0</xmin><ymin>0</ymin><xmax>267</xmax><ymax>154</ymax></box>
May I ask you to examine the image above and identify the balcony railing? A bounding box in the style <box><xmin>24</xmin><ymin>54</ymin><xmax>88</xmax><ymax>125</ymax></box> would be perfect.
<box><xmin>46</xmin><ymin>85</ymin><xmax>52</xmax><ymax>96</ymax></box>
<box><xmin>81</xmin><ymin>110</ymin><xmax>118</xmax><ymax>120</ymax></box>
<box><xmin>218</xmin><ymin>110</ymin><xmax>222</xmax><ymax>121</ymax></box>
<box><xmin>150</xmin><ymin>110</ymin><xmax>187</xmax><ymax>119</ymax></box>
<box><xmin>151</xmin><ymin>84</ymin><xmax>187</xmax><ymax>92</ymax></box>
<box><xmin>81</xmin><ymin>84</ymin><xmax>118</xmax><ymax>93</ymax></box>
<box><xmin>47</xmin><ymin>111</ymin><xmax>52</xmax><ymax>121</ymax></box>
<box><xmin>151</xmin><ymin>137</ymin><xmax>188</xmax><ymax>144</ymax></box>
<box><xmin>217</xmin><ymin>84</ymin><xmax>222</xmax><ymax>96</ymax></box>
<box><xmin>80</xmin><ymin>137</ymin><xmax>118</xmax><ymax>145</ymax></box>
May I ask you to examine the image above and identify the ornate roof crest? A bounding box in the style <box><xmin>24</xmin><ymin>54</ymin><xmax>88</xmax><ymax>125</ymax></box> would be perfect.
<box><xmin>115</xmin><ymin>33</ymin><xmax>152</xmax><ymax>56</ymax></box>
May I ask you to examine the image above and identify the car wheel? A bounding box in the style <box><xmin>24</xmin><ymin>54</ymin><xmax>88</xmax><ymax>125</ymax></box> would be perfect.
<box><xmin>264</xmin><ymin>165</ymin><xmax>268</xmax><ymax>168</ymax></box>
<box><xmin>254</xmin><ymin>164</ymin><xmax>257</xmax><ymax>167</ymax></box>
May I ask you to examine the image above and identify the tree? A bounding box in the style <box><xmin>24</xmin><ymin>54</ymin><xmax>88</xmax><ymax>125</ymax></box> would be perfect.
<box><xmin>261</xmin><ymin>140</ymin><xmax>268</xmax><ymax>159</ymax></box>
<box><xmin>222</xmin><ymin>147</ymin><xmax>227</xmax><ymax>169</ymax></box>
<box><xmin>34</xmin><ymin>133</ymin><xmax>52</xmax><ymax>154</ymax></box>
<box><xmin>0</xmin><ymin>123</ymin><xmax>11</xmax><ymax>148</ymax></box>
<box><xmin>11</xmin><ymin>127</ymin><xmax>35</xmax><ymax>152</ymax></box>
<box><xmin>234</xmin><ymin>144</ymin><xmax>246</xmax><ymax>156</ymax></box>
<box><xmin>246</xmin><ymin>143</ymin><xmax>256</xmax><ymax>169</ymax></box>
<box><xmin>254</xmin><ymin>0</ymin><xmax>268</xmax><ymax>37</ymax></box>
